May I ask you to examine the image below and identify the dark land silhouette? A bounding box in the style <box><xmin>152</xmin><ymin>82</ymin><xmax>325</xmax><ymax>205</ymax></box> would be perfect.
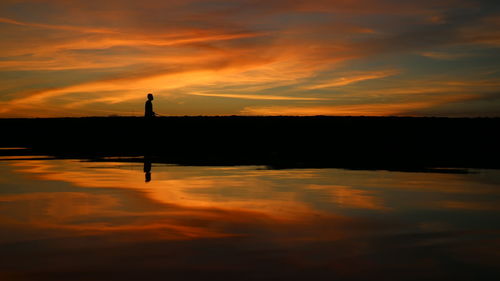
<box><xmin>0</xmin><ymin>116</ymin><xmax>499</xmax><ymax>171</ymax></box>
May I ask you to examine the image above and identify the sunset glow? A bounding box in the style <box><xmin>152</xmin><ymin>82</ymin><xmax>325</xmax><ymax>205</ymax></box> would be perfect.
<box><xmin>0</xmin><ymin>0</ymin><xmax>499</xmax><ymax>117</ymax></box>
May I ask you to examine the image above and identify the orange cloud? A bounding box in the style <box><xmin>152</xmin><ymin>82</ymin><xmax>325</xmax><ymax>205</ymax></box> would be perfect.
<box><xmin>0</xmin><ymin>0</ymin><xmax>498</xmax><ymax>117</ymax></box>
<box><xmin>0</xmin><ymin>17</ymin><xmax>117</xmax><ymax>34</ymax></box>
<box><xmin>305</xmin><ymin>70</ymin><xmax>399</xmax><ymax>89</ymax></box>
<box><xmin>0</xmin><ymin>39</ymin><xmax>345</xmax><ymax>115</ymax></box>
<box><xmin>240</xmin><ymin>94</ymin><xmax>473</xmax><ymax>116</ymax></box>
<box><xmin>419</xmin><ymin>51</ymin><xmax>474</xmax><ymax>60</ymax></box>
<box><xmin>187</xmin><ymin>92</ymin><xmax>327</xmax><ymax>101</ymax></box>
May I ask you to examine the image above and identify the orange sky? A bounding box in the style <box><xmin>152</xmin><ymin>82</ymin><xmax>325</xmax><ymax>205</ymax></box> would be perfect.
<box><xmin>0</xmin><ymin>0</ymin><xmax>499</xmax><ymax>117</ymax></box>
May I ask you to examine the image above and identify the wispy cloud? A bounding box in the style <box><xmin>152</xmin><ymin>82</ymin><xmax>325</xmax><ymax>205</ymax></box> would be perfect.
<box><xmin>305</xmin><ymin>70</ymin><xmax>399</xmax><ymax>90</ymax></box>
<box><xmin>419</xmin><ymin>51</ymin><xmax>474</xmax><ymax>60</ymax></box>
<box><xmin>240</xmin><ymin>94</ymin><xmax>474</xmax><ymax>116</ymax></box>
<box><xmin>188</xmin><ymin>92</ymin><xmax>327</xmax><ymax>101</ymax></box>
<box><xmin>0</xmin><ymin>0</ymin><xmax>499</xmax><ymax>116</ymax></box>
<box><xmin>0</xmin><ymin>17</ymin><xmax>117</xmax><ymax>34</ymax></box>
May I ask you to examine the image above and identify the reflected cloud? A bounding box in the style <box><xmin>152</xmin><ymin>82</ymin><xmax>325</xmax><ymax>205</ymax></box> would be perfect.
<box><xmin>1</xmin><ymin>158</ymin><xmax>500</xmax><ymax>280</ymax></box>
<box><xmin>439</xmin><ymin>201</ymin><xmax>500</xmax><ymax>211</ymax></box>
<box><xmin>143</xmin><ymin>158</ymin><xmax>152</xmax><ymax>183</ymax></box>
<box><xmin>308</xmin><ymin>184</ymin><xmax>388</xmax><ymax>210</ymax></box>
<box><xmin>0</xmin><ymin>159</ymin><xmax>402</xmax><ymax>242</ymax></box>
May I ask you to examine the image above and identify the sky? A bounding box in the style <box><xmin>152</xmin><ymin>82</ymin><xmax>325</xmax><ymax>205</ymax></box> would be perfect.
<box><xmin>0</xmin><ymin>0</ymin><xmax>499</xmax><ymax>117</ymax></box>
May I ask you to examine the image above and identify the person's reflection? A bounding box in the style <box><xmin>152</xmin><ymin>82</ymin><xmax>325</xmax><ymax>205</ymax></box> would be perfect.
<box><xmin>144</xmin><ymin>157</ymin><xmax>152</xmax><ymax>183</ymax></box>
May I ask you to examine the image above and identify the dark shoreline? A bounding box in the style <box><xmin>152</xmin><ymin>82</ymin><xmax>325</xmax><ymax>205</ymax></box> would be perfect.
<box><xmin>1</xmin><ymin>116</ymin><xmax>499</xmax><ymax>170</ymax></box>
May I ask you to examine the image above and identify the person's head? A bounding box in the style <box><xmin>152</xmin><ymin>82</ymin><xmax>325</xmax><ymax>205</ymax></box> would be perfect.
<box><xmin>147</xmin><ymin>93</ymin><xmax>154</xmax><ymax>100</ymax></box>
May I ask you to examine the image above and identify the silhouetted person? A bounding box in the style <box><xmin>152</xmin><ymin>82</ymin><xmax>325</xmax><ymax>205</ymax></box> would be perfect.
<box><xmin>144</xmin><ymin>157</ymin><xmax>152</xmax><ymax>183</ymax></box>
<box><xmin>145</xmin><ymin>93</ymin><xmax>156</xmax><ymax>118</ymax></box>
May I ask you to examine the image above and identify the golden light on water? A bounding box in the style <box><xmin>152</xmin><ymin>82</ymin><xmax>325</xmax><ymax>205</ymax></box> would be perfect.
<box><xmin>1</xmin><ymin>157</ymin><xmax>500</xmax><ymax>280</ymax></box>
<box><xmin>2</xmin><ymin>159</ymin><xmax>498</xmax><ymax>240</ymax></box>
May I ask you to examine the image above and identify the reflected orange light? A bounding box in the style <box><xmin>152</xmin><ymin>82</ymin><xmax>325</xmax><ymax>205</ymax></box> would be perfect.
<box><xmin>3</xmin><ymin>159</ymin><xmax>499</xmax><ymax>244</ymax></box>
<box><xmin>0</xmin><ymin>159</ymin><xmax>402</xmax><ymax>242</ymax></box>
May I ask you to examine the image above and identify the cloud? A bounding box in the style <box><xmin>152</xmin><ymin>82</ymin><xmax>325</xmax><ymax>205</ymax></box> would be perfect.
<box><xmin>0</xmin><ymin>0</ymin><xmax>499</xmax><ymax>116</ymax></box>
<box><xmin>0</xmin><ymin>17</ymin><xmax>117</xmax><ymax>34</ymax></box>
<box><xmin>240</xmin><ymin>94</ymin><xmax>474</xmax><ymax>116</ymax></box>
<box><xmin>305</xmin><ymin>70</ymin><xmax>399</xmax><ymax>89</ymax></box>
<box><xmin>187</xmin><ymin>92</ymin><xmax>327</xmax><ymax>101</ymax></box>
<box><xmin>240</xmin><ymin>104</ymin><xmax>419</xmax><ymax>116</ymax></box>
<box><xmin>419</xmin><ymin>51</ymin><xmax>475</xmax><ymax>60</ymax></box>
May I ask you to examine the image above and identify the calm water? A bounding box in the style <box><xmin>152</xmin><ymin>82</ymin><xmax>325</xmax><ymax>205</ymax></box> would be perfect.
<box><xmin>1</xmin><ymin>156</ymin><xmax>500</xmax><ymax>281</ymax></box>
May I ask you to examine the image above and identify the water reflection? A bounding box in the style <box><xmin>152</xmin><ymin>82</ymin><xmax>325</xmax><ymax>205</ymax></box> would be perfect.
<box><xmin>144</xmin><ymin>157</ymin><xmax>152</xmax><ymax>183</ymax></box>
<box><xmin>0</xmin><ymin>158</ymin><xmax>499</xmax><ymax>280</ymax></box>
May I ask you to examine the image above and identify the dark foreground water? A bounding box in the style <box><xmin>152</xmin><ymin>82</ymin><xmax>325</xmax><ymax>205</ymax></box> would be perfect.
<box><xmin>1</xmin><ymin>155</ymin><xmax>499</xmax><ymax>281</ymax></box>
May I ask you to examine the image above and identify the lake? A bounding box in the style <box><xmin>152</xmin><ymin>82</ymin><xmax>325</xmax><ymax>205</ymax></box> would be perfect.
<box><xmin>1</xmin><ymin>155</ymin><xmax>499</xmax><ymax>280</ymax></box>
